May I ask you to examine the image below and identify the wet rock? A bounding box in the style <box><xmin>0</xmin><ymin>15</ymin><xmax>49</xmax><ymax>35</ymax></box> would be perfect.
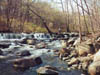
<box><xmin>78</xmin><ymin>57</ymin><xmax>92</xmax><ymax>63</ymax></box>
<box><xmin>73</xmin><ymin>38</ymin><xmax>80</xmax><ymax>46</ymax></box>
<box><xmin>16</xmin><ymin>50</ymin><xmax>31</xmax><ymax>57</ymax></box>
<box><xmin>0</xmin><ymin>55</ymin><xmax>9</xmax><ymax>60</ymax></box>
<box><xmin>35</xmin><ymin>57</ymin><xmax>43</xmax><ymax>65</ymax></box>
<box><xmin>20</xmin><ymin>37</ymin><xmax>28</xmax><ymax>44</ymax></box>
<box><xmin>0</xmin><ymin>43</ymin><xmax>10</xmax><ymax>48</ymax></box>
<box><xmin>53</xmin><ymin>49</ymin><xmax>59</xmax><ymax>52</ymax></box>
<box><xmin>78</xmin><ymin>64</ymin><xmax>82</xmax><ymax>70</ymax></box>
<box><xmin>70</xmin><ymin>33</ymin><xmax>78</xmax><ymax>37</ymax></box>
<box><xmin>88</xmin><ymin>61</ymin><xmax>100</xmax><ymax>75</ymax></box>
<box><xmin>68</xmin><ymin>57</ymin><xmax>79</xmax><ymax>66</ymax></box>
<box><xmin>81</xmin><ymin>62</ymin><xmax>89</xmax><ymax>70</ymax></box>
<box><xmin>67</xmin><ymin>67</ymin><xmax>71</xmax><ymax>71</ymax></box>
<box><xmin>65</xmin><ymin>59</ymin><xmax>70</xmax><ymax>62</ymax></box>
<box><xmin>62</xmin><ymin>57</ymin><xmax>69</xmax><ymax>61</ymax></box>
<box><xmin>94</xmin><ymin>43</ymin><xmax>100</xmax><ymax>51</ymax></box>
<box><xmin>58</xmin><ymin>48</ymin><xmax>70</xmax><ymax>59</ymax></box>
<box><xmin>27</xmin><ymin>39</ymin><xmax>36</xmax><ymax>45</ymax></box>
<box><xmin>37</xmin><ymin>65</ymin><xmax>58</xmax><ymax>75</ymax></box>
<box><xmin>44</xmin><ymin>65</ymin><xmax>59</xmax><ymax>71</ymax></box>
<box><xmin>96</xmin><ymin>37</ymin><xmax>100</xmax><ymax>43</ymax></box>
<box><xmin>63</xmin><ymin>53</ymin><xmax>69</xmax><ymax>57</ymax></box>
<box><xmin>47</xmin><ymin>50</ymin><xmax>51</xmax><ymax>52</ymax></box>
<box><xmin>75</xmin><ymin>42</ymin><xmax>95</xmax><ymax>56</ymax></box>
<box><xmin>61</xmin><ymin>40</ymin><xmax>67</xmax><ymax>48</ymax></box>
<box><xmin>70</xmin><ymin>51</ymin><xmax>78</xmax><ymax>58</ymax></box>
<box><xmin>29</xmin><ymin>45</ymin><xmax>34</xmax><ymax>48</ymax></box>
<box><xmin>84</xmin><ymin>39</ymin><xmax>93</xmax><ymax>44</ymax></box>
<box><xmin>35</xmin><ymin>42</ymin><xmax>46</xmax><ymax>49</ymax></box>
<box><xmin>68</xmin><ymin>37</ymin><xmax>77</xmax><ymax>45</ymax></box>
<box><xmin>71</xmin><ymin>64</ymin><xmax>78</xmax><ymax>69</ymax></box>
<box><xmin>0</xmin><ymin>49</ymin><xmax>3</xmax><ymax>55</ymax></box>
<box><xmin>13</xmin><ymin>56</ymin><xmax>42</xmax><ymax>71</ymax></box>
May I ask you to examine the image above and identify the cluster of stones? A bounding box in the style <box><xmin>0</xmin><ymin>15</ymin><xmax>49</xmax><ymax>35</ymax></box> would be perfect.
<box><xmin>0</xmin><ymin>38</ymin><xmax>46</xmax><ymax>71</ymax></box>
<box><xmin>55</xmin><ymin>34</ymin><xmax>100</xmax><ymax>75</ymax></box>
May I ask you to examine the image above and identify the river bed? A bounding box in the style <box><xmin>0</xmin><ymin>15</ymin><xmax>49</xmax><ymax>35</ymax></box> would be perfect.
<box><xmin>0</xmin><ymin>33</ymin><xmax>82</xmax><ymax>75</ymax></box>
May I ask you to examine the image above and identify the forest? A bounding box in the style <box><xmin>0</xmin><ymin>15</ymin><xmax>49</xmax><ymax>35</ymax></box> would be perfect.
<box><xmin>0</xmin><ymin>0</ymin><xmax>99</xmax><ymax>34</ymax></box>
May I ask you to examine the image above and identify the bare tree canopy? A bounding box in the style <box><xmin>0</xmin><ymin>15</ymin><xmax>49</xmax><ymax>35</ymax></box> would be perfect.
<box><xmin>0</xmin><ymin>0</ymin><xmax>99</xmax><ymax>35</ymax></box>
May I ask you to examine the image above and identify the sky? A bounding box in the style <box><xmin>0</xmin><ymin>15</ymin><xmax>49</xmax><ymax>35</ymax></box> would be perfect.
<box><xmin>37</xmin><ymin>0</ymin><xmax>96</xmax><ymax>13</ymax></box>
<box><xmin>40</xmin><ymin>0</ymin><xmax>80</xmax><ymax>12</ymax></box>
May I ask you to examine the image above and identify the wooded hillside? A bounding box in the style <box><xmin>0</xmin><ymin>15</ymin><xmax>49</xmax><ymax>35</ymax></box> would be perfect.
<box><xmin>0</xmin><ymin>0</ymin><xmax>100</xmax><ymax>33</ymax></box>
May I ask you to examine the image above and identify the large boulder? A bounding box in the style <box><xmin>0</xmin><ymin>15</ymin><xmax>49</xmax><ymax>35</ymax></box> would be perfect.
<box><xmin>0</xmin><ymin>43</ymin><xmax>10</xmax><ymax>48</ymax></box>
<box><xmin>93</xmin><ymin>49</ymin><xmax>100</xmax><ymax>62</ymax></box>
<box><xmin>75</xmin><ymin>42</ymin><xmax>95</xmax><ymax>56</ymax></box>
<box><xmin>37</xmin><ymin>65</ymin><xmax>58</xmax><ymax>75</ymax></box>
<box><xmin>88</xmin><ymin>61</ymin><xmax>100</xmax><ymax>75</ymax></box>
<box><xmin>13</xmin><ymin>56</ymin><xmax>42</xmax><ymax>71</ymax></box>
<box><xmin>20</xmin><ymin>37</ymin><xmax>28</xmax><ymax>44</ymax></box>
<box><xmin>20</xmin><ymin>38</ymin><xmax>36</xmax><ymax>45</ymax></box>
<box><xmin>16</xmin><ymin>50</ymin><xmax>31</xmax><ymax>57</ymax></box>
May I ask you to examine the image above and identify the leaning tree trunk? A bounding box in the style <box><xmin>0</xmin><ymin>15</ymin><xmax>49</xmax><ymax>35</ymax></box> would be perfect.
<box><xmin>28</xmin><ymin>5</ymin><xmax>54</xmax><ymax>36</ymax></box>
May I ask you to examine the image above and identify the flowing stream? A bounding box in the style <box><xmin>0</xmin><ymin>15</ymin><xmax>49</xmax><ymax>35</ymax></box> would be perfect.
<box><xmin>0</xmin><ymin>33</ymin><xmax>82</xmax><ymax>75</ymax></box>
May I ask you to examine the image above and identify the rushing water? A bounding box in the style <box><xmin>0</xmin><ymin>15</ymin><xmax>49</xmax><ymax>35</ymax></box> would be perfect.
<box><xmin>0</xmin><ymin>33</ymin><xmax>51</xmax><ymax>40</ymax></box>
<box><xmin>0</xmin><ymin>33</ymin><xmax>82</xmax><ymax>75</ymax></box>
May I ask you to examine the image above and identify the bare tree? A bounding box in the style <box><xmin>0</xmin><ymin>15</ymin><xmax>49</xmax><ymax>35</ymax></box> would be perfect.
<box><xmin>80</xmin><ymin>0</ymin><xmax>89</xmax><ymax>34</ymax></box>
<box><xmin>76</xmin><ymin>0</ymin><xmax>82</xmax><ymax>42</ymax></box>
<box><xmin>83</xmin><ymin>0</ymin><xmax>95</xmax><ymax>34</ymax></box>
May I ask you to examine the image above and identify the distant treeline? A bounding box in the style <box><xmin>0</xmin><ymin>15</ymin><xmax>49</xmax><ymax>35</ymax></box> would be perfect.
<box><xmin>0</xmin><ymin>0</ymin><xmax>100</xmax><ymax>33</ymax></box>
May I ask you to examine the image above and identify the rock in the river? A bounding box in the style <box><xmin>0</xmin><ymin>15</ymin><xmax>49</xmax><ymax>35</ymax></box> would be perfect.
<box><xmin>70</xmin><ymin>50</ymin><xmax>78</xmax><ymax>57</ymax></box>
<box><xmin>75</xmin><ymin>42</ymin><xmax>95</xmax><ymax>56</ymax></box>
<box><xmin>27</xmin><ymin>39</ymin><xmax>36</xmax><ymax>45</ymax></box>
<box><xmin>88</xmin><ymin>61</ymin><xmax>100</xmax><ymax>75</ymax></box>
<box><xmin>53</xmin><ymin>49</ymin><xmax>59</xmax><ymax>52</ymax></box>
<box><xmin>0</xmin><ymin>55</ymin><xmax>9</xmax><ymax>60</ymax></box>
<box><xmin>93</xmin><ymin>49</ymin><xmax>100</xmax><ymax>62</ymax></box>
<box><xmin>0</xmin><ymin>49</ymin><xmax>3</xmax><ymax>55</ymax></box>
<box><xmin>58</xmin><ymin>48</ymin><xmax>70</xmax><ymax>59</ymax></box>
<box><xmin>35</xmin><ymin>42</ymin><xmax>46</xmax><ymax>49</ymax></box>
<box><xmin>37</xmin><ymin>65</ymin><xmax>58</xmax><ymax>75</ymax></box>
<box><xmin>71</xmin><ymin>64</ymin><xmax>78</xmax><ymax>70</ymax></box>
<box><xmin>68</xmin><ymin>57</ymin><xmax>79</xmax><ymax>66</ymax></box>
<box><xmin>61</xmin><ymin>40</ymin><xmax>67</xmax><ymax>48</ymax></box>
<box><xmin>0</xmin><ymin>43</ymin><xmax>10</xmax><ymax>48</ymax></box>
<box><xmin>63</xmin><ymin>57</ymin><xmax>69</xmax><ymax>61</ymax></box>
<box><xmin>13</xmin><ymin>56</ymin><xmax>42</xmax><ymax>71</ymax></box>
<box><xmin>16</xmin><ymin>50</ymin><xmax>31</xmax><ymax>57</ymax></box>
<box><xmin>68</xmin><ymin>37</ymin><xmax>77</xmax><ymax>45</ymax></box>
<box><xmin>73</xmin><ymin>38</ymin><xmax>80</xmax><ymax>46</ymax></box>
